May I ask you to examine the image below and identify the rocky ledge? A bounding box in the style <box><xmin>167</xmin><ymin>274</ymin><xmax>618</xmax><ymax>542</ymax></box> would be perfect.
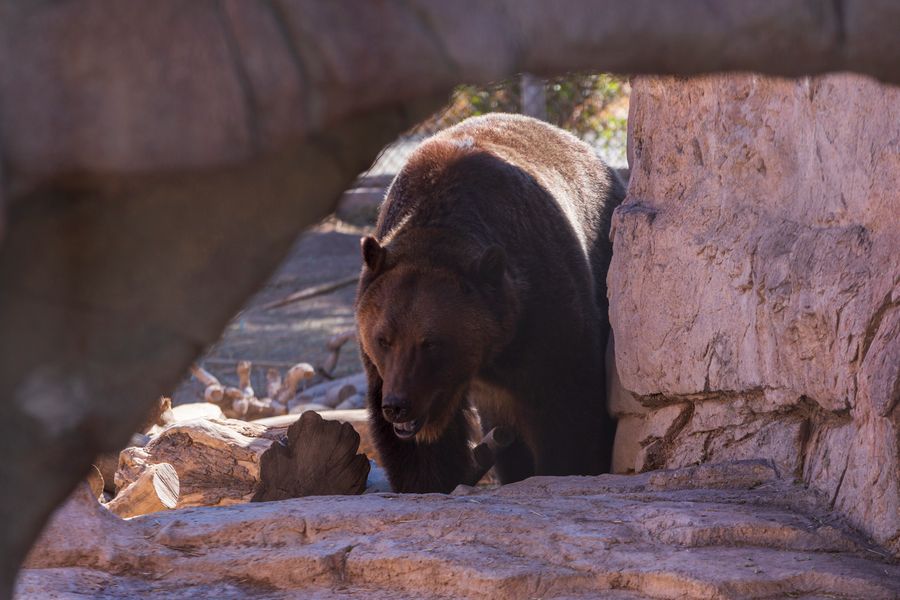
<box><xmin>18</xmin><ymin>461</ymin><xmax>899</xmax><ymax>599</ymax></box>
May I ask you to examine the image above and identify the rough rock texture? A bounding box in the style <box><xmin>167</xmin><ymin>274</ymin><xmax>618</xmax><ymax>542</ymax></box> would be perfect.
<box><xmin>608</xmin><ymin>74</ymin><xmax>900</xmax><ymax>556</ymax></box>
<box><xmin>18</xmin><ymin>461</ymin><xmax>900</xmax><ymax>599</ymax></box>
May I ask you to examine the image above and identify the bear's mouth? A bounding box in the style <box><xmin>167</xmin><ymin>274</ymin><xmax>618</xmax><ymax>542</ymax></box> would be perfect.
<box><xmin>393</xmin><ymin>419</ymin><xmax>423</xmax><ymax>440</ymax></box>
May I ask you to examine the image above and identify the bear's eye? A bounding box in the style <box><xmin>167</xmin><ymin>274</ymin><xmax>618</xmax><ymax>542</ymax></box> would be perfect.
<box><xmin>377</xmin><ymin>336</ymin><xmax>391</xmax><ymax>350</ymax></box>
<box><xmin>420</xmin><ymin>339</ymin><xmax>440</xmax><ymax>351</ymax></box>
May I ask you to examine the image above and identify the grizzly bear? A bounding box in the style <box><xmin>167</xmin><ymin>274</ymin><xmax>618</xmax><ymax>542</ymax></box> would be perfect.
<box><xmin>355</xmin><ymin>113</ymin><xmax>626</xmax><ymax>493</ymax></box>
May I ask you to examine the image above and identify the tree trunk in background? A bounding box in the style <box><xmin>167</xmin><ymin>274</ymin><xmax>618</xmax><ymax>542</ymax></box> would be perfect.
<box><xmin>520</xmin><ymin>73</ymin><xmax>547</xmax><ymax>120</ymax></box>
<box><xmin>608</xmin><ymin>73</ymin><xmax>900</xmax><ymax>556</ymax></box>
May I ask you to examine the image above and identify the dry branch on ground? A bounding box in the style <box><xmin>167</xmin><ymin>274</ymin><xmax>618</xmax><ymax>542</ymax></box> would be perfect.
<box><xmin>190</xmin><ymin>361</ymin><xmax>315</xmax><ymax>420</ymax></box>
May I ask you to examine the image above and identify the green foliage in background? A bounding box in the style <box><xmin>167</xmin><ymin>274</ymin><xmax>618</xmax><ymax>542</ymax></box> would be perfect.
<box><xmin>455</xmin><ymin>74</ymin><xmax>626</xmax><ymax>135</ymax></box>
<box><xmin>416</xmin><ymin>73</ymin><xmax>629</xmax><ymax>164</ymax></box>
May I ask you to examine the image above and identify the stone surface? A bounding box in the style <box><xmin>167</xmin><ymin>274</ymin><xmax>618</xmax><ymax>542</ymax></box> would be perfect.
<box><xmin>608</xmin><ymin>74</ymin><xmax>900</xmax><ymax>556</ymax></box>
<box><xmin>18</xmin><ymin>462</ymin><xmax>900</xmax><ymax>599</ymax></box>
<box><xmin>336</xmin><ymin>187</ymin><xmax>387</xmax><ymax>225</ymax></box>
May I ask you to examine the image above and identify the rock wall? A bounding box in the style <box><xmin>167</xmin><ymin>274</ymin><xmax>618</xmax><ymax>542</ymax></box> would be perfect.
<box><xmin>608</xmin><ymin>74</ymin><xmax>899</xmax><ymax>556</ymax></box>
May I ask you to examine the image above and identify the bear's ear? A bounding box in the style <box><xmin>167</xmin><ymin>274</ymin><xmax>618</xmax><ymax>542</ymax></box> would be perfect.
<box><xmin>474</xmin><ymin>245</ymin><xmax>507</xmax><ymax>287</ymax></box>
<box><xmin>361</xmin><ymin>236</ymin><xmax>385</xmax><ymax>272</ymax></box>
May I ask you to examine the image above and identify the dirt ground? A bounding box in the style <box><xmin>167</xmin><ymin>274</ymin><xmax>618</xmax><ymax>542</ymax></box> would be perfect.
<box><xmin>173</xmin><ymin>217</ymin><xmax>371</xmax><ymax>404</ymax></box>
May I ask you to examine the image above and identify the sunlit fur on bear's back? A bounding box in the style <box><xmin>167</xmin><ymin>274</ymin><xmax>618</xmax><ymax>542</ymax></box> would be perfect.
<box><xmin>376</xmin><ymin>113</ymin><xmax>625</xmax><ymax>314</ymax></box>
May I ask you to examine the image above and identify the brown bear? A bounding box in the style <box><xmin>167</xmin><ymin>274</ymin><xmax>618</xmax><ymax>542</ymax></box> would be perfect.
<box><xmin>355</xmin><ymin>113</ymin><xmax>626</xmax><ymax>493</ymax></box>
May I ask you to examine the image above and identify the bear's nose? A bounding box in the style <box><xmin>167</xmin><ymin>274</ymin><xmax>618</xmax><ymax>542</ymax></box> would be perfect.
<box><xmin>382</xmin><ymin>393</ymin><xmax>411</xmax><ymax>422</ymax></box>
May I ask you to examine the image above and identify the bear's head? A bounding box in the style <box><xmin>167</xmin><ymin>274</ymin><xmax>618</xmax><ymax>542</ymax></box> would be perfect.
<box><xmin>356</xmin><ymin>235</ymin><xmax>516</xmax><ymax>443</ymax></box>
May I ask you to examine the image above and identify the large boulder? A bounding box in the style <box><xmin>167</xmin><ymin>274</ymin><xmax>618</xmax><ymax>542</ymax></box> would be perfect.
<box><xmin>608</xmin><ymin>74</ymin><xmax>900</xmax><ymax>556</ymax></box>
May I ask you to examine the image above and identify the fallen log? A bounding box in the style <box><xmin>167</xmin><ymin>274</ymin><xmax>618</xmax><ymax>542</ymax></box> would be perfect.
<box><xmin>105</xmin><ymin>463</ymin><xmax>179</xmax><ymax>518</ymax></box>
<box><xmin>93</xmin><ymin>399</ymin><xmax>174</xmax><ymax>494</ymax></box>
<box><xmin>189</xmin><ymin>361</ymin><xmax>313</xmax><ymax>420</ymax></box>
<box><xmin>288</xmin><ymin>402</ymin><xmax>332</xmax><ymax>415</ymax></box>
<box><xmin>192</xmin><ymin>364</ymin><xmax>225</xmax><ymax>405</ymax></box>
<box><xmin>325</xmin><ymin>383</ymin><xmax>357</xmax><ymax>409</ymax></box>
<box><xmin>254</xmin><ymin>409</ymin><xmax>375</xmax><ymax>461</ymax></box>
<box><xmin>253</xmin><ymin>411</ymin><xmax>370</xmax><ymax>501</ymax></box>
<box><xmin>291</xmin><ymin>372</ymin><xmax>367</xmax><ymax>409</ymax></box>
<box><xmin>236</xmin><ymin>360</ymin><xmax>253</xmax><ymax>394</ymax></box>
<box><xmin>114</xmin><ymin>413</ymin><xmax>369</xmax><ymax>509</ymax></box>
<box><xmin>274</xmin><ymin>362</ymin><xmax>315</xmax><ymax>406</ymax></box>
<box><xmin>117</xmin><ymin>419</ymin><xmax>273</xmax><ymax>507</ymax></box>
<box><xmin>168</xmin><ymin>402</ymin><xmax>225</xmax><ymax>423</ymax></box>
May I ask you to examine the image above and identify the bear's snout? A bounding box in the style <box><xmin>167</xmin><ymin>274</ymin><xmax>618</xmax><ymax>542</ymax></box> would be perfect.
<box><xmin>382</xmin><ymin>393</ymin><xmax>412</xmax><ymax>423</ymax></box>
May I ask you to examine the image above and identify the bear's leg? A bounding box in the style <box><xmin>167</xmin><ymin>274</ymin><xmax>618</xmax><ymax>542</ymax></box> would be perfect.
<box><xmin>491</xmin><ymin>437</ymin><xmax>535</xmax><ymax>484</ymax></box>
<box><xmin>371</xmin><ymin>406</ymin><xmax>475</xmax><ymax>493</ymax></box>
<box><xmin>478</xmin><ymin>411</ymin><xmax>534</xmax><ymax>483</ymax></box>
<box><xmin>521</xmin><ymin>341</ymin><xmax>613</xmax><ymax>476</ymax></box>
<box><xmin>364</xmin><ymin>353</ymin><xmax>475</xmax><ymax>493</ymax></box>
<box><xmin>526</xmin><ymin>396</ymin><xmax>609</xmax><ymax>477</ymax></box>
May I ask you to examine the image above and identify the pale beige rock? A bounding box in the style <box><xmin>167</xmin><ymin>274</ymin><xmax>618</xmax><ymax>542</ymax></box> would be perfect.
<box><xmin>18</xmin><ymin>462</ymin><xmax>900</xmax><ymax>599</ymax></box>
<box><xmin>610</xmin><ymin>415</ymin><xmax>643</xmax><ymax>474</ymax></box>
<box><xmin>606</xmin><ymin>334</ymin><xmax>645</xmax><ymax>418</ymax></box>
<box><xmin>609</xmin><ymin>73</ymin><xmax>900</xmax><ymax>555</ymax></box>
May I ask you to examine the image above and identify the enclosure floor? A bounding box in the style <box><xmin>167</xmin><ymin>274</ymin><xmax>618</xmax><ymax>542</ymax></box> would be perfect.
<box><xmin>173</xmin><ymin>218</ymin><xmax>368</xmax><ymax>404</ymax></box>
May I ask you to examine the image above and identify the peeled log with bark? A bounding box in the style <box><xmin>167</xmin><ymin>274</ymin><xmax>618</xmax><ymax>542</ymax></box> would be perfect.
<box><xmin>117</xmin><ymin>419</ymin><xmax>274</xmax><ymax>508</ymax></box>
<box><xmin>105</xmin><ymin>463</ymin><xmax>179</xmax><ymax>518</ymax></box>
<box><xmin>325</xmin><ymin>383</ymin><xmax>357</xmax><ymax>408</ymax></box>
<box><xmin>254</xmin><ymin>409</ymin><xmax>375</xmax><ymax>463</ymax></box>
<box><xmin>191</xmin><ymin>364</ymin><xmax>224</xmax><ymax>405</ymax></box>
<box><xmin>293</xmin><ymin>372</ymin><xmax>367</xmax><ymax>409</ymax></box>
<box><xmin>274</xmin><ymin>363</ymin><xmax>315</xmax><ymax>406</ymax></box>
<box><xmin>116</xmin><ymin>414</ymin><xmax>368</xmax><ymax>508</ymax></box>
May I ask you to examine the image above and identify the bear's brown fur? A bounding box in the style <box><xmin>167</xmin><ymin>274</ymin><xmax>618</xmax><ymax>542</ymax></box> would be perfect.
<box><xmin>356</xmin><ymin>114</ymin><xmax>626</xmax><ymax>493</ymax></box>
